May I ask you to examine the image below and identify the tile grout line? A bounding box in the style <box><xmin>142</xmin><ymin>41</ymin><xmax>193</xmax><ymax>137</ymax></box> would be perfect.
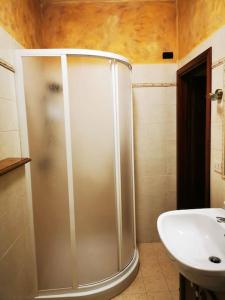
<box><xmin>140</xmin><ymin>243</ymin><xmax>171</xmax><ymax>297</ymax></box>
<box><xmin>157</xmin><ymin>251</ymin><xmax>180</xmax><ymax>296</ymax></box>
<box><xmin>156</xmin><ymin>253</ymin><xmax>172</xmax><ymax>295</ymax></box>
<box><xmin>0</xmin><ymin>129</ymin><xmax>19</xmax><ymax>132</ymax></box>
<box><xmin>138</xmin><ymin>262</ymin><xmax>148</xmax><ymax>295</ymax></box>
<box><xmin>154</xmin><ymin>243</ymin><xmax>177</xmax><ymax>297</ymax></box>
<box><xmin>0</xmin><ymin>96</ymin><xmax>16</xmax><ymax>102</ymax></box>
<box><xmin>0</xmin><ymin>233</ymin><xmax>23</xmax><ymax>262</ymax></box>
<box><xmin>157</xmin><ymin>254</ymin><xmax>172</xmax><ymax>293</ymax></box>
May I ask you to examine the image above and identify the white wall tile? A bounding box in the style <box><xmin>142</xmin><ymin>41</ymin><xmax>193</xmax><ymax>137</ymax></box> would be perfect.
<box><xmin>166</xmin><ymin>175</ymin><xmax>177</xmax><ymax>192</ymax></box>
<box><xmin>132</xmin><ymin>64</ymin><xmax>177</xmax><ymax>83</ymax></box>
<box><xmin>212</xmin><ymin>64</ymin><xmax>224</xmax><ymax>91</ymax></box>
<box><xmin>0</xmin><ymin>170</ymin><xmax>25</xmax><ymax>259</ymax></box>
<box><xmin>0</xmin><ymin>131</ymin><xmax>21</xmax><ymax>159</ymax></box>
<box><xmin>0</xmin><ymin>233</ymin><xmax>36</xmax><ymax>300</ymax></box>
<box><xmin>0</xmin><ymin>26</ymin><xmax>36</xmax><ymax>300</ymax></box>
<box><xmin>166</xmin><ymin>141</ymin><xmax>176</xmax><ymax>175</ymax></box>
<box><xmin>133</xmin><ymin>68</ymin><xmax>177</xmax><ymax>241</ymax></box>
<box><xmin>211</xmin><ymin>122</ymin><xmax>223</xmax><ymax>151</ymax></box>
<box><xmin>0</xmin><ymin>99</ymin><xmax>19</xmax><ymax>131</ymax></box>
<box><xmin>211</xmin><ymin>99</ymin><xmax>223</xmax><ymax>124</ymax></box>
<box><xmin>0</xmin><ymin>67</ymin><xmax>16</xmax><ymax>100</ymax></box>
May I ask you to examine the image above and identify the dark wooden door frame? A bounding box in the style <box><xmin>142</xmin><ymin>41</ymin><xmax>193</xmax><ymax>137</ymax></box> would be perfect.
<box><xmin>177</xmin><ymin>47</ymin><xmax>212</xmax><ymax>210</ymax></box>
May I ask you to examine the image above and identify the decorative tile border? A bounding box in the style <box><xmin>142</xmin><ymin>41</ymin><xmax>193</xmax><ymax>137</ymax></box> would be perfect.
<box><xmin>212</xmin><ymin>57</ymin><xmax>225</xmax><ymax>69</ymax></box>
<box><xmin>132</xmin><ymin>82</ymin><xmax>176</xmax><ymax>88</ymax></box>
<box><xmin>0</xmin><ymin>58</ymin><xmax>15</xmax><ymax>73</ymax></box>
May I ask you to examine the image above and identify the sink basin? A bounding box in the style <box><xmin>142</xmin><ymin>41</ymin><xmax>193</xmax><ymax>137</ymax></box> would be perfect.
<box><xmin>157</xmin><ymin>208</ymin><xmax>225</xmax><ymax>291</ymax></box>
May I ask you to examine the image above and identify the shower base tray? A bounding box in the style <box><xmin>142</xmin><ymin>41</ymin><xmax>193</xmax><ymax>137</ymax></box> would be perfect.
<box><xmin>35</xmin><ymin>250</ymin><xmax>139</xmax><ymax>300</ymax></box>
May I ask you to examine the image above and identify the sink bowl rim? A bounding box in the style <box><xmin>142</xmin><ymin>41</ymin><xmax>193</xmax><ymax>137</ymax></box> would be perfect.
<box><xmin>157</xmin><ymin>208</ymin><xmax>225</xmax><ymax>274</ymax></box>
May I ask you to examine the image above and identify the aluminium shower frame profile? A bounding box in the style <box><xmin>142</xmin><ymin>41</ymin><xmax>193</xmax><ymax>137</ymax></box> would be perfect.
<box><xmin>111</xmin><ymin>60</ymin><xmax>123</xmax><ymax>271</ymax></box>
<box><xmin>15</xmin><ymin>48</ymin><xmax>137</xmax><ymax>297</ymax></box>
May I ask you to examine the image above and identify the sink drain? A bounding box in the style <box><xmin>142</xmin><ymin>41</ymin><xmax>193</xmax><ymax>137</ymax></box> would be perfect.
<box><xmin>209</xmin><ymin>256</ymin><xmax>221</xmax><ymax>264</ymax></box>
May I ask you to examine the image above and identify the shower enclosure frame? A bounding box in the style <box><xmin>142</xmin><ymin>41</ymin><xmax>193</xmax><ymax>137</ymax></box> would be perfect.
<box><xmin>15</xmin><ymin>49</ymin><xmax>139</xmax><ymax>299</ymax></box>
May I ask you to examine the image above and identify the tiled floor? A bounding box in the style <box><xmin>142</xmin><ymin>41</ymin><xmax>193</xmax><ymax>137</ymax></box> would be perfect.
<box><xmin>112</xmin><ymin>243</ymin><xmax>179</xmax><ymax>300</ymax></box>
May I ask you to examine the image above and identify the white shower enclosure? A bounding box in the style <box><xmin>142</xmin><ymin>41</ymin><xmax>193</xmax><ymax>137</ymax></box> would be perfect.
<box><xmin>16</xmin><ymin>49</ymin><xmax>139</xmax><ymax>300</ymax></box>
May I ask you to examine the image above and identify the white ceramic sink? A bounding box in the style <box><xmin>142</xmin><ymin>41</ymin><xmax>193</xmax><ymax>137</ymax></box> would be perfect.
<box><xmin>157</xmin><ymin>208</ymin><xmax>225</xmax><ymax>291</ymax></box>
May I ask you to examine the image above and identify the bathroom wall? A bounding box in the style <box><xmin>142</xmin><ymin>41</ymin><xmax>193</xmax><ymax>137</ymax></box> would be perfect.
<box><xmin>178</xmin><ymin>23</ymin><xmax>225</xmax><ymax>210</ymax></box>
<box><xmin>133</xmin><ymin>64</ymin><xmax>177</xmax><ymax>242</ymax></box>
<box><xmin>177</xmin><ymin>0</ymin><xmax>225</xmax><ymax>59</ymax></box>
<box><xmin>41</xmin><ymin>1</ymin><xmax>177</xmax><ymax>64</ymax></box>
<box><xmin>0</xmin><ymin>0</ymin><xmax>41</xmax><ymax>297</ymax></box>
<box><xmin>0</xmin><ymin>0</ymin><xmax>42</xmax><ymax>48</ymax></box>
<box><xmin>0</xmin><ymin>28</ymin><xmax>36</xmax><ymax>299</ymax></box>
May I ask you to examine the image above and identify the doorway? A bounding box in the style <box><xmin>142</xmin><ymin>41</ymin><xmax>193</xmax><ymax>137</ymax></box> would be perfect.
<box><xmin>177</xmin><ymin>48</ymin><xmax>212</xmax><ymax>299</ymax></box>
<box><xmin>177</xmin><ymin>48</ymin><xmax>212</xmax><ymax>210</ymax></box>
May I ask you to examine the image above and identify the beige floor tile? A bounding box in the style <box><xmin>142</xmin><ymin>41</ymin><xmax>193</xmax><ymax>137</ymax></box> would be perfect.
<box><xmin>122</xmin><ymin>272</ymin><xmax>146</xmax><ymax>295</ymax></box>
<box><xmin>157</xmin><ymin>252</ymin><xmax>175</xmax><ymax>263</ymax></box>
<box><xmin>157</xmin><ymin>256</ymin><xmax>172</xmax><ymax>266</ymax></box>
<box><xmin>165</xmin><ymin>274</ymin><xmax>179</xmax><ymax>292</ymax></box>
<box><xmin>157</xmin><ymin>252</ymin><xmax>171</xmax><ymax>261</ymax></box>
<box><xmin>138</xmin><ymin>243</ymin><xmax>157</xmax><ymax>259</ymax></box>
<box><xmin>155</xmin><ymin>247</ymin><xmax>175</xmax><ymax>265</ymax></box>
<box><xmin>115</xmin><ymin>243</ymin><xmax>180</xmax><ymax>300</ymax></box>
<box><xmin>154</xmin><ymin>244</ymin><xmax>174</xmax><ymax>264</ymax></box>
<box><xmin>160</xmin><ymin>261</ymin><xmax>179</xmax><ymax>278</ymax></box>
<box><xmin>112</xmin><ymin>293</ymin><xmax>148</xmax><ymax>300</ymax></box>
<box><xmin>153</xmin><ymin>243</ymin><xmax>167</xmax><ymax>255</ymax></box>
<box><xmin>139</xmin><ymin>249</ymin><xmax>158</xmax><ymax>261</ymax></box>
<box><xmin>140</xmin><ymin>252</ymin><xmax>158</xmax><ymax>262</ymax></box>
<box><xmin>140</xmin><ymin>262</ymin><xmax>163</xmax><ymax>277</ymax></box>
<box><xmin>148</xmin><ymin>292</ymin><xmax>173</xmax><ymax>300</ymax></box>
<box><xmin>140</xmin><ymin>260</ymin><xmax>162</xmax><ymax>278</ymax></box>
<box><xmin>143</xmin><ymin>273</ymin><xmax>168</xmax><ymax>293</ymax></box>
<box><xmin>170</xmin><ymin>291</ymin><xmax>179</xmax><ymax>300</ymax></box>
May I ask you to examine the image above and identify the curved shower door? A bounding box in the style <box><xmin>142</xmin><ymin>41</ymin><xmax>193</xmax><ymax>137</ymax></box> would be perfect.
<box><xmin>20</xmin><ymin>51</ymin><xmax>136</xmax><ymax>294</ymax></box>
<box><xmin>22</xmin><ymin>57</ymin><xmax>72</xmax><ymax>290</ymax></box>
<box><xmin>67</xmin><ymin>56</ymin><xmax>119</xmax><ymax>285</ymax></box>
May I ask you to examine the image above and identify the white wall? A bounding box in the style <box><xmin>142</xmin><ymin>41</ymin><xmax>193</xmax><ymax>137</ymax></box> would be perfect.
<box><xmin>132</xmin><ymin>64</ymin><xmax>177</xmax><ymax>242</ymax></box>
<box><xmin>0</xmin><ymin>27</ymin><xmax>36</xmax><ymax>300</ymax></box>
<box><xmin>0</xmin><ymin>28</ymin><xmax>21</xmax><ymax>159</ymax></box>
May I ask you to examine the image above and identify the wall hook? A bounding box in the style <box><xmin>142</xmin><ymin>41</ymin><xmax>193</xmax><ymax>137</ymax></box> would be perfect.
<box><xmin>209</xmin><ymin>89</ymin><xmax>223</xmax><ymax>101</ymax></box>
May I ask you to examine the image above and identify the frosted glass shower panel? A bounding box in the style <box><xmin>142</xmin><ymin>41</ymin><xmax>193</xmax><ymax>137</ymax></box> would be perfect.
<box><xmin>117</xmin><ymin>62</ymin><xmax>135</xmax><ymax>269</ymax></box>
<box><xmin>22</xmin><ymin>57</ymin><xmax>72</xmax><ymax>290</ymax></box>
<box><xmin>67</xmin><ymin>57</ymin><xmax>118</xmax><ymax>285</ymax></box>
